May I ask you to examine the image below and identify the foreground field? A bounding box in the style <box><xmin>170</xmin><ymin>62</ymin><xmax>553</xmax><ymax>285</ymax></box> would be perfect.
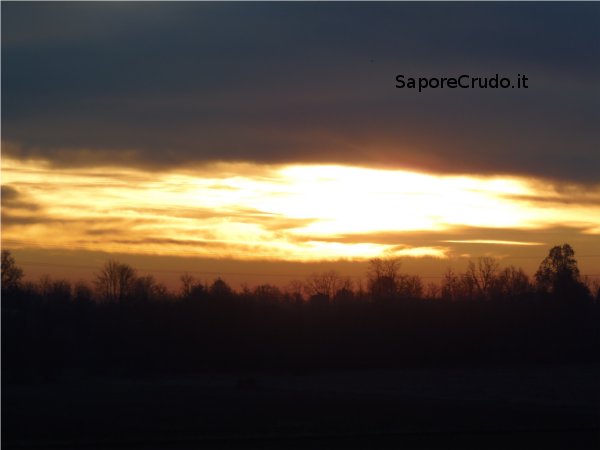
<box><xmin>3</xmin><ymin>364</ymin><xmax>599</xmax><ymax>449</ymax></box>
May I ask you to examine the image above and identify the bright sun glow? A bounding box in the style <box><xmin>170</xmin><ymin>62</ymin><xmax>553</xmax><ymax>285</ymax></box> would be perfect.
<box><xmin>2</xmin><ymin>157</ymin><xmax>600</xmax><ymax>261</ymax></box>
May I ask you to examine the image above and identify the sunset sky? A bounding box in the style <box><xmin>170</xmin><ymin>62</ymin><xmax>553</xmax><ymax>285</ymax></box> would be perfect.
<box><xmin>2</xmin><ymin>3</ymin><xmax>599</xmax><ymax>288</ymax></box>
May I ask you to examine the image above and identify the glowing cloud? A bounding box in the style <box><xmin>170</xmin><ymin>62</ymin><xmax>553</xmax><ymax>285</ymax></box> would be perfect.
<box><xmin>2</xmin><ymin>157</ymin><xmax>600</xmax><ymax>262</ymax></box>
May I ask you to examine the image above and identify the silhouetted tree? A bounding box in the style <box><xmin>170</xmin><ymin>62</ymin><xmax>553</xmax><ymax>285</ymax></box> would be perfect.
<box><xmin>180</xmin><ymin>272</ymin><xmax>195</xmax><ymax>298</ymax></box>
<box><xmin>333</xmin><ymin>278</ymin><xmax>355</xmax><ymax>303</ymax></box>
<box><xmin>209</xmin><ymin>277</ymin><xmax>233</xmax><ymax>299</ymax></box>
<box><xmin>442</xmin><ymin>268</ymin><xmax>476</xmax><ymax>301</ymax></box>
<box><xmin>355</xmin><ymin>279</ymin><xmax>368</xmax><ymax>302</ymax></box>
<box><xmin>132</xmin><ymin>275</ymin><xmax>157</xmax><ymax>303</ymax></box>
<box><xmin>95</xmin><ymin>260</ymin><xmax>137</xmax><ymax>303</ymax></box>
<box><xmin>465</xmin><ymin>257</ymin><xmax>499</xmax><ymax>300</ymax></box>
<box><xmin>493</xmin><ymin>266</ymin><xmax>531</xmax><ymax>300</ymax></box>
<box><xmin>284</xmin><ymin>280</ymin><xmax>305</xmax><ymax>304</ymax></box>
<box><xmin>153</xmin><ymin>283</ymin><xmax>171</xmax><ymax>300</ymax></box>
<box><xmin>396</xmin><ymin>274</ymin><xmax>423</xmax><ymax>299</ymax></box>
<box><xmin>48</xmin><ymin>279</ymin><xmax>72</xmax><ymax>303</ymax></box>
<box><xmin>253</xmin><ymin>284</ymin><xmax>283</xmax><ymax>303</ymax></box>
<box><xmin>425</xmin><ymin>282</ymin><xmax>440</xmax><ymax>299</ymax></box>
<box><xmin>74</xmin><ymin>281</ymin><xmax>94</xmax><ymax>303</ymax></box>
<box><xmin>37</xmin><ymin>274</ymin><xmax>53</xmax><ymax>297</ymax></box>
<box><xmin>367</xmin><ymin>257</ymin><xmax>402</xmax><ymax>300</ymax></box>
<box><xmin>32</xmin><ymin>275</ymin><xmax>72</xmax><ymax>303</ymax></box>
<box><xmin>1</xmin><ymin>250</ymin><xmax>23</xmax><ymax>291</ymax></box>
<box><xmin>308</xmin><ymin>293</ymin><xmax>329</xmax><ymax>305</ymax></box>
<box><xmin>304</xmin><ymin>270</ymin><xmax>343</xmax><ymax>301</ymax></box>
<box><xmin>441</xmin><ymin>268</ymin><xmax>461</xmax><ymax>301</ymax></box>
<box><xmin>535</xmin><ymin>244</ymin><xmax>589</xmax><ymax>300</ymax></box>
<box><xmin>583</xmin><ymin>277</ymin><xmax>600</xmax><ymax>304</ymax></box>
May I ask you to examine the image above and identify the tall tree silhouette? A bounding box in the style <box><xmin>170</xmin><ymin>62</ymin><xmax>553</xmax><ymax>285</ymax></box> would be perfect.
<box><xmin>535</xmin><ymin>244</ymin><xmax>589</xmax><ymax>300</ymax></box>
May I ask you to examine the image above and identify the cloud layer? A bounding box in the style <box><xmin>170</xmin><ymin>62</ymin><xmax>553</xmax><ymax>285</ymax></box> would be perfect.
<box><xmin>3</xmin><ymin>3</ymin><xmax>599</xmax><ymax>182</ymax></box>
<box><xmin>3</xmin><ymin>157</ymin><xmax>599</xmax><ymax>265</ymax></box>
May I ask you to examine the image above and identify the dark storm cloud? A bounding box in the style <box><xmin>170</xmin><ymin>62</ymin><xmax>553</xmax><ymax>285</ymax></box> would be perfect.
<box><xmin>2</xmin><ymin>3</ymin><xmax>599</xmax><ymax>182</ymax></box>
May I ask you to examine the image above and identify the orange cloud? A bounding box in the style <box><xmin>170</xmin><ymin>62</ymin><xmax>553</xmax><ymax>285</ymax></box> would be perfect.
<box><xmin>2</xmin><ymin>157</ymin><xmax>600</xmax><ymax>263</ymax></box>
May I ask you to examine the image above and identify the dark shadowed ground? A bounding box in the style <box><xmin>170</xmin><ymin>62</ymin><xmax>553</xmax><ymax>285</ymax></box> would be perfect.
<box><xmin>3</xmin><ymin>364</ymin><xmax>599</xmax><ymax>449</ymax></box>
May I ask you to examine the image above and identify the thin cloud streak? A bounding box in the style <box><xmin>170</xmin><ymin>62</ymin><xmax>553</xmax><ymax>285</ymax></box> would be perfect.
<box><xmin>442</xmin><ymin>240</ymin><xmax>544</xmax><ymax>246</ymax></box>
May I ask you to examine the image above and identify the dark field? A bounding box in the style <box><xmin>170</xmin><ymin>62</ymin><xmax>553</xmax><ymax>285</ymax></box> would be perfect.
<box><xmin>3</xmin><ymin>365</ymin><xmax>599</xmax><ymax>449</ymax></box>
<box><xmin>3</xmin><ymin>249</ymin><xmax>599</xmax><ymax>449</ymax></box>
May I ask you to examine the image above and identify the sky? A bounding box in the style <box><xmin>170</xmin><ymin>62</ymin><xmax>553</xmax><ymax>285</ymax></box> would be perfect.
<box><xmin>2</xmin><ymin>3</ymin><xmax>600</xmax><ymax>288</ymax></box>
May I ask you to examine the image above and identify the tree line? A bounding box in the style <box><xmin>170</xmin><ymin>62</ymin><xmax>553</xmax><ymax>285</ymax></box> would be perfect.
<box><xmin>2</xmin><ymin>244</ymin><xmax>599</xmax><ymax>380</ymax></box>
<box><xmin>2</xmin><ymin>244</ymin><xmax>598</xmax><ymax>305</ymax></box>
